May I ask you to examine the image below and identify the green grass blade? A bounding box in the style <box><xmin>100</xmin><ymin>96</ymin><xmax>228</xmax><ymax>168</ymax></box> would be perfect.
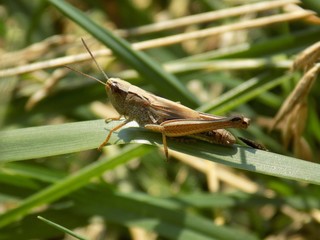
<box><xmin>0</xmin><ymin>144</ymin><xmax>151</xmax><ymax>228</ymax></box>
<box><xmin>0</xmin><ymin>164</ymin><xmax>257</xmax><ymax>240</ymax></box>
<box><xmin>37</xmin><ymin>216</ymin><xmax>87</xmax><ymax>240</ymax></box>
<box><xmin>0</xmin><ymin>120</ymin><xmax>319</xmax><ymax>185</ymax></box>
<box><xmin>48</xmin><ymin>0</ymin><xmax>199</xmax><ymax>108</ymax></box>
<box><xmin>0</xmin><ymin>120</ymin><xmax>111</xmax><ymax>161</ymax></box>
<box><xmin>71</xmin><ymin>190</ymin><xmax>258</xmax><ymax>240</ymax></box>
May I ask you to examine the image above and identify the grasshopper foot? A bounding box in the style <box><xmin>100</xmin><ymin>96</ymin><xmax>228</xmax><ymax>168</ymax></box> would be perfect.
<box><xmin>105</xmin><ymin>115</ymin><xmax>123</xmax><ymax>124</ymax></box>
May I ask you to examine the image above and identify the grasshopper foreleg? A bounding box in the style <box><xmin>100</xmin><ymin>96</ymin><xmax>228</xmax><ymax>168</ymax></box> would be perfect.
<box><xmin>105</xmin><ymin>116</ymin><xmax>123</xmax><ymax>124</ymax></box>
<box><xmin>98</xmin><ymin>119</ymin><xmax>131</xmax><ymax>151</ymax></box>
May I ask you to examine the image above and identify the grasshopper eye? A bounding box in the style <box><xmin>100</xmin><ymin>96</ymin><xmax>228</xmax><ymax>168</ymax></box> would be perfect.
<box><xmin>110</xmin><ymin>80</ymin><xmax>117</xmax><ymax>87</ymax></box>
<box><xmin>110</xmin><ymin>81</ymin><xmax>120</xmax><ymax>92</ymax></box>
<box><xmin>110</xmin><ymin>81</ymin><xmax>128</xmax><ymax>96</ymax></box>
<box><xmin>231</xmin><ymin>116</ymin><xmax>242</xmax><ymax>122</ymax></box>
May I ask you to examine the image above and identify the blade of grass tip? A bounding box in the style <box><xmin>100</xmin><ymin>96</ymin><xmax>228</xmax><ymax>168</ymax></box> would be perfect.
<box><xmin>37</xmin><ymin>216</ymin><xmax>88</xmax><ymax>240</ymax></box>
<box><xmin>48</xmin><ymin>0</ymin><xmax>199</xmax><ymax>108</ymax></box>
<box><xmin>166</xmin><ymin>139</ymin><xmax>320</xmax><ymax>185</ymax></box>
<box><xmin>0</xmin><ymin>144</ymin><xmax>152</xmax><ymax>228</ymax></box>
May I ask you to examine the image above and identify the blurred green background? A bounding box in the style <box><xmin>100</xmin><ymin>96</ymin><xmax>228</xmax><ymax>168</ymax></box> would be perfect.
<box><xmin>0</xmin><ymin>0</ymin><xmax>320</xmax><ymax>239</ymax></box>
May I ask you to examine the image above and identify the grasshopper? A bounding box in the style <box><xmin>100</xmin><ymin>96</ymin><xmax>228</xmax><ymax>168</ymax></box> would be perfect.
<box><xmin>77</xmin><ymin>39</ymin><xmax>250</xmax><ymax>159</ymax></box>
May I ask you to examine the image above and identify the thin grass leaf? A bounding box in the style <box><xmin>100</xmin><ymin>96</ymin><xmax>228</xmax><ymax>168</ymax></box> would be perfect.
<box><xmin>0</xmin><ymin>208</ymin><xmax>89</xmax><ymax>240</ymax></box>
<box><xmin>37</xmin><ymin>216</ymin><xmax>87</xmax><ymax>240</ymax></box>
<box><xmin>48</xmin><ymin>0</ymin><xmax>199</xmax><ymax>108</ymax></box>
<box><xmin>1</xmin><ymin>163</ymin><xmax>64</xmax><ymax>183</ymax></box>
<box><xmin>198</xmin><ymin>72</ymin><xmax>290</xmax><ymax>114</ymax></box>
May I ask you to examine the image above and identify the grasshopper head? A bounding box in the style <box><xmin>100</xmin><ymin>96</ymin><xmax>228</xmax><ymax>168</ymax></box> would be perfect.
<box><xmin>105</xmin><ymin>78</ymin><xmax>131</xmax><ymax>115</ymax></box>
<box><xmin>106</xmin><ymin>78</ymin><xmax>131</xmax><ymax>94</ymax></box>
<box><xmin>230</xmin><ymin>116</ymin><xmax>250</xmax><ymax>129</ymax></box>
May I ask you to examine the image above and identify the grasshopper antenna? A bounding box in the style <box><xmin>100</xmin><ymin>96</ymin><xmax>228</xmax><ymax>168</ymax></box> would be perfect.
<box><xmin>81</xmin><ymin>38</ymin><xmax>110</xmax><ymax>81</ymax></box>
<box><xmin>64</xmin><ymin>65</ymin><xmax>106</xmax><ymax>86</ymax></box>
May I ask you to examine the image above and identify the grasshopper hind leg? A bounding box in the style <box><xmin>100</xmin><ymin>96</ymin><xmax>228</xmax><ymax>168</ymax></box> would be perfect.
<box><xmin>144</xmin><ymin>124</ymin><xmax>170</xmax><ymax>160</ymax></box>
<box><xmin>161</xmin><ymin>133</ymin><xmax>169</xmax><ymax>161</ymax></box>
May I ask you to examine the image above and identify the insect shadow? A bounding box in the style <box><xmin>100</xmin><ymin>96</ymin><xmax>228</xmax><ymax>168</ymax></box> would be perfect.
<box><xmin>116</xmin><ymin>126</ymin><xmax>163</xmax><ymax>146</ymax></box>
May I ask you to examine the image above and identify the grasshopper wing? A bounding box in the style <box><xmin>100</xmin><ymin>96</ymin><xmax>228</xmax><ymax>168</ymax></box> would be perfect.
<box><xmin>146</xmin><ymin>94</ymin><xmax>201</xmax><ymax>121</ymax></box>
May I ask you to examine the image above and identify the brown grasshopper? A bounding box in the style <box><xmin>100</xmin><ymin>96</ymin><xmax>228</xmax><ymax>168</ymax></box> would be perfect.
<box><xmin>77</xmin><ymin>39</ymin><xmax>250</xmax><ymax>159</ymax></box>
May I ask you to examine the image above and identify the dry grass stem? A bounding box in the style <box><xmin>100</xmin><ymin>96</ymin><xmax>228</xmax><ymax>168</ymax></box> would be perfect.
<box><xmin>271</xmin><ymin>63</ymin><xmax>320</xmax><ymax>129</ymax></box>
<box><xmin>292</xmin><ymin>102</ymin><xmax>313</xmax><ymax>160</ymax></box>
<box><xmin>279</xmin><ymin>205</ymin><xmax>313</xmax><ymax>234</ymax></box>
<box><xmin>171</xmin><ymin>151</ymin><xmax>259</xmax><ymax>193</ymax></box>
<box><xmin>0</xmin><ymin>49</ymin><xmax>108</xmax><ymax>78</ymax></box>
<box><xmin>279</xmin><ymin>101</ymin><xmax>313</xmax><ymax>160</ymax></box>
<box><xmin>121</xmin><ymin>0</ymin><xmax>299</xmax><ymax>36</ymax></box>
<box><xmin>294</xmin><ymin>136</ymin><xmax>313</xmax><ymax>160</ymax></box>
<box><xmin>129</xmin><ymin>227</ymin><xmax>157</xmax><ymax>240</ymax></box>
<box><xmin>170</xmin><ymin>151</ymin><xmax>207</xmax><ymax>172</ymax></box>
<box><xmin>291</xmin><ymin>41</ymin><xmax>320</xmax><ymax>71</ymax></box>
<box><xmin>284</xmin><ymin>3</ymin><xmax>320</xmax><ymax>24</ymax></box>
<box><xmin>0</xmin><ymin>35</ymin><xmax>74</xmax><ymax>68</ymax></box>
<box><xmin>25</xmin><ymin>68</ymin><xmax>69</xmax><ymax>110</ymax></box>
<box><xmin>132</xmin><ymin>10</ymin><xmax>313</xmax><ymax>53</ymax></box>
<box><xmin>311</xmin><ymin>209</ymin><xmax>320</xmax><ymax>223</ymax></box>
<box><xmin>0</xmin><ymin>7</ymin><xmax>312</xmax><ymax>78</ymax></box>
<box><xmin>217</xmin><ymin>166</ymin><xmax>259</xmax><ymax>193</ymax></box>
<box><xmin>205</xmin><ymin>161</ymin><xmax>219</xmax><ymax>192</ymax></box>
<box><xmin>271</xmin><ymin>51</ymin><xmax>319</xmax><ymax>160</ymax></box>
<box><xmin>171</xmin><ymin>166</ymin><xmax>189</xmax><ymax>193</ymax></box>
<box><xmin>113</xmin><ymin>59</ymin><xmax>291</xmax><ymax>80</ymax></box>
<box><xmin>165</xmin><ymin>59</ymin><xmax>292</xmax><ymax>73</ymax></box>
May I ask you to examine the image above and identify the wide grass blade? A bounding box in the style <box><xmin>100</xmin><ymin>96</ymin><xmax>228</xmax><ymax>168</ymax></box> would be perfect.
<box><xmin>1</xmin><ymin>120</ymin><xmax>319</xmax><ymax>185</ymax></box>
